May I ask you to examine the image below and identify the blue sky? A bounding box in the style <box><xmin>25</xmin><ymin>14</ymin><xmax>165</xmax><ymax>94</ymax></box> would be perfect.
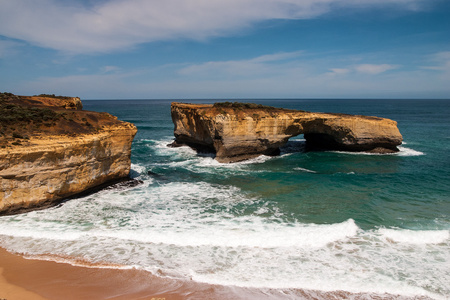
<box><xmin>0</xmin><ymin>0</ymin><xmax>449</xmax><ymax>99</ymax></box>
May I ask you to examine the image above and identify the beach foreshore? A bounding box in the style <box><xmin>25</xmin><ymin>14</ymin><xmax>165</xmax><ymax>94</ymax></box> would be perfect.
<box><xmin>0</xmin><ymin>247</ymin><xmax>432</xmax><ymax>300</ymax></box>
<box><xmin>1</xmin><ymin>246</ymin><xmax>285</xmax><ymax>300</ymax></box>
<box><xmin>0</xmin><ymin>247</ymin><xmax>188</xmax><ymax>300</ymax></box>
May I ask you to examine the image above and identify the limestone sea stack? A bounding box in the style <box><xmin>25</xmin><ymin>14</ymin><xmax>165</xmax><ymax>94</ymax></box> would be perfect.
<box><xmin>171</xmin><ymin>102</ymin><xmax>403</xmax><ymax>163</ymax></box>
<box><xmin>0</xmin><ymin>93</ymin><xmax>137</xmax><ymax>215</ymax></box>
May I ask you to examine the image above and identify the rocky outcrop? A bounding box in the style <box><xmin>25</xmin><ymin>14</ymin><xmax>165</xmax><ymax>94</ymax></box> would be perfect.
<box><xmin>171</xmin><ymin>102</ymin><xmax>403</xmax><ymax>163</ymax></box>
<box><xmin>0</xmin><ymin>93</ymin><xmax>137</xmax><ymax>215</ymax></box>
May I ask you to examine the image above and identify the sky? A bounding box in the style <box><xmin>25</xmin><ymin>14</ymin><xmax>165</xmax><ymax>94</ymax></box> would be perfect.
<box><xmin>0</xmin><ymin>0</ymin><xmax>449</xmax><ymax>100</ymax></box>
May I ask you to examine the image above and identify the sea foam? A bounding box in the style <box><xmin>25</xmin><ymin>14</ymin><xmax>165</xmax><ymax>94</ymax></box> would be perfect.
<box><xmin>0</xmin><ymin>178</ymin><xmax>448</xmax><ymax>299</ymax></box>
<box><xmin>0</xmin><ymin>138</ymin><xmax>446</xmax><ymax>299</ymax></box>
<box><xmin>293</xmin><ymin>167</ymin><xmax>317</xmax><ymax>173</ymax></box>
<box><xmin>378</xmin><ymin>228</ymin><xmax>449</xmax><ymax>244</ymax></box>
<box><xmin>396</xmin><ymin>146</ymin><xmax>425</xmax><ymax>156</ymax></box>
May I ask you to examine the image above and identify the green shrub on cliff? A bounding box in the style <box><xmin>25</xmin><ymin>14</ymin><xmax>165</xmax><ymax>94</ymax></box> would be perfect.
<box><xmin>34</xmin><ymin>93</ymin><xmax>74</xmax><ymax>99</ymax></box>
<box><xmin>0</xmin><ymin>105</ymin><xmax>60</xmax><ymax>124</ymax></box>
<box><xmin>213</xmin><ymin>102</ymin><xmax>277</xmax><ymax>110</ymax></box>
<box><xmin>0</xmin><ymin>92</ymin><xmax>61</xmax><ymax>125</ymax></box>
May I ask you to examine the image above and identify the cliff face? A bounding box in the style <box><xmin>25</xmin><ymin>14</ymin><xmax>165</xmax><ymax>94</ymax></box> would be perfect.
<box><xmin>0</xmin><ymin>93</ymin><xmax>137</xmax><ymax>215</ymax></box>
<box><xmin>171</xmin><ymin>102</ymin><xmax>403</xmax><ymax>163</ymax></box>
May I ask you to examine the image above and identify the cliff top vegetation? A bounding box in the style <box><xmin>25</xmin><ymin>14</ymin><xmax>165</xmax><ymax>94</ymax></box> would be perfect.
<box><xmin>33</xmin><ymin>93</ymin><xmax>78</xmax><ymax>99</ymax></box>
<box><xmin>213</xmin><ymin>102</ymin><xmax>278</xmax><ymax>110</ymax></box>
<box><xmin>0</xmin><ymin>92</ymin><xmax>61</xmax><ymax>126</ymax></box>
<box><xmin>0</xmin><ymin>92</ymin><xmax>122</xmax><ymax>149</ymax></box>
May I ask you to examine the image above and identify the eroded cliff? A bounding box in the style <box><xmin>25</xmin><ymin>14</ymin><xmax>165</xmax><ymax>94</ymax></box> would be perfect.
<box><xmin>171</xmin><ymin>102</ymin><xmax>403</xmax><ymax>163</ymax></box>
<box><xmin>0</xmin><ymin>93</ymin><xmax>137</xmax><ymax>215</ymax></box>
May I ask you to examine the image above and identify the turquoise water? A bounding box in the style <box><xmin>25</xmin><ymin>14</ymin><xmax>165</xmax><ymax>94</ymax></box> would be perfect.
<box><xmin>1</xmin><ymin>99</ymin><xmax>449</xmax><ymax>298</ymax></box>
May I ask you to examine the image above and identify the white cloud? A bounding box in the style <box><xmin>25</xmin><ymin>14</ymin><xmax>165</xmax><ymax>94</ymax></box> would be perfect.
<box><xmin>328</xmin><ymin>64</ymin><xmax>399</xmax><ymax>75</ymax></box>
<box><xmin>8</xmin><ymin>51</ymin><xmax>449</xmax><ymax>99</ymax></box>
<box><xmin>251</xmin><ymin>51</ymin><xmax>305</xmax><ymax>63</ymax></box>
<box><xmin>21</xmin><ymin>73</ymin><xmax>133</xmax><ymax>99</ymax></box>
<box><xmin>419</xmin><ymin>51</ymin><xmax>450</xmax><ymax>85</ymax></box>
<box><xmin>431</xmin><ymin>51</ymin><xmax>450</xmax><ymax>61</ymax></box>
<box><xmin>0</xmin><ymin>39</ymin><xmax>22</xmax><ymax>58</ymax></box>
<box><xmin>101</xmin><ymin>65</ymin><xmax>121</xmax><ymax>73</ymax></box>
<box><xmin>178</xmin><ymin>60</ymin><xmax>268</xmax><ymax>78</ymax></box>
<box><xmin>421</xmin><ymin>51</ymin><xmax>450</xmax><ymax>72</ymax></box>
<box><xmin>0</xmin><ymin>0</ymin><xmax>430</xmax><ymax>54</ymax></box>
<box><xmin>328</xmin><ymin>68</ymin><xmax>351</xmax><ymax>75</ymax></box>
<box><xmin>354</xmin><ymin>64</ymin><xmax>399</xmax><ymax>74</ymax></box>
<box><xmin>178</xmin><ymin>51</ymin><xmax>303</xmax><ymax>77</ymax></box>
<box><xmin>12</xmin><ymin>56</ymin><xmax>449</xmax><ymax>99</ymax></box>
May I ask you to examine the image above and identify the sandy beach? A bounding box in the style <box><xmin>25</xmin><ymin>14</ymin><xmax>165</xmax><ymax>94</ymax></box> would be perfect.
<box><xmin>0</xmin><ymin>247</ymin><xmax>189</xmax><ymax>300</ymax></box>
<box><xmin>0</xmin><ymin>247</ymin><xmax>291</xmax><ymax>300</ymax></box>
<box><xmin>0</xmin><ymin>246</ymin><xmax>435</xmax><ymax>300</ymax></box>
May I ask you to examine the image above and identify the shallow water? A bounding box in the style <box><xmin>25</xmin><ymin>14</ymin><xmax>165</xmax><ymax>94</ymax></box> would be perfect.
<box><xmin>1</xmin><ymin>99</ymin><xmax>449</xmax><ymax>299</ymax></box>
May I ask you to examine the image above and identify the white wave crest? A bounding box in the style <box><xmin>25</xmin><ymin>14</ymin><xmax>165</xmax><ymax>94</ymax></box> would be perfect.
<box><xmin>130</xmin><ymin>163</ymin><xmax>147</xmax><ymax>178</ymax></box>
<box><xmin>330</xmin><ymin>145</ymin><xmax>424</xmax><ymax>157</ymax></box>
<box><xmin>378</xmin><ymin>228</ymin><xmax>449</xmax><ymax>244</ymax></box>
<box><xmin>293</xmin><ymin>167</ymin><xmax>317</xmax><ymax>173</ymax></box>
<box><xmin>0</xmin><ymin>179</ymin><xmax>448</xmax><ymax>299</ymax></box>
<box><xmin>396</xmin><ymin>146</ymin><xmax>424</xmax><ymax>156</ymax></box>
<box><xmin>90</xmin><ymin>218</ymin><xmax>359</xmax><ymax>249</ymax></box>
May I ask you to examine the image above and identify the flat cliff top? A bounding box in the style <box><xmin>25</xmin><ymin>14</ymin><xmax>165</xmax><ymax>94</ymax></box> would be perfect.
<box><xmin>172</xmin><ymin>102</ymin><xmax>294</xmax><ymax>113</ymax></box>
<box><xmin>171</xmin><ymin>101</ymin><xmax>385</xmax><ymax>121</ymax></box>
<box><xmin>10</xmin><ymin>94</ymin><xmax>83</xmax><ymax>110</ymax></box>
<box><xmin>1</xmin><ymin>92</ymin><xmax>135</xmax><ymax>150</ymax></box>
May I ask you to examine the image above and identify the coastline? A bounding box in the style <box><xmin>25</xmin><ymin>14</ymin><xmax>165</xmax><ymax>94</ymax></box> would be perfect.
<box><xmin>0</xmin><ymin>247</ymin><xmax>186</xmax><ymax>300</ymax></box>
<box><xmin>0</xmin><ymin>246</ymin><xmax>278</xmax><ymax>300</ymax></box>
<box><xmin>0</xmin><ymin>247</ymin><xmax>433</xmax><ymax>300</ymax></box>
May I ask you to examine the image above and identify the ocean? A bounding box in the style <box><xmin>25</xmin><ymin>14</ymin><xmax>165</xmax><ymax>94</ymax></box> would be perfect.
<box><xmin>1</xmin><ymin>99</ymin><xmax>449</xmax><ymax>299</ymax></box>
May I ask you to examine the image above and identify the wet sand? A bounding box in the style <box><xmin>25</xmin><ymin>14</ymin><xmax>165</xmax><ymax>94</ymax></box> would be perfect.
<box><xmin>0</xmin><ymin>247</ymin><xmax>283</xmax><ymax>300</ymax></box>
<box><xmin>0</xmin><ymin>247</ymin><xmax>430</xmax><ymax>300</ymax></box>
<box><xmin>0</xmin><ymin>247</ymin><xmax>188</xmax><ymax>300</ymax></box>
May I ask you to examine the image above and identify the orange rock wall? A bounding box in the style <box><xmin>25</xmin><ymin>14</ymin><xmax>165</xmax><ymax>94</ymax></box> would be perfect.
<box><xmin>0</xmin><ymin>123</ymin><xmax>136</xmax><ymax>214</ymax></box>
<box><xmin>171</xmin><ymin>103</ymin><xmax>403</xmax><ymax>163</ymax></box>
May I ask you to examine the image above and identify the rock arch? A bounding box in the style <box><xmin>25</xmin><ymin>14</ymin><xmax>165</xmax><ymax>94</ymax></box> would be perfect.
<box><xmin>171</xmin><ymin>102</ymin><xmax>403</xmax><ymax>163</ymax></box>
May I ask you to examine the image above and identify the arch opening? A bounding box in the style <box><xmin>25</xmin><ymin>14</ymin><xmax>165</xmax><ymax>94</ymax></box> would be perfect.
<box><xmin>280</xmin><ymin>134</ymin><xmax>306</xmax><ymax>155</ymax></box>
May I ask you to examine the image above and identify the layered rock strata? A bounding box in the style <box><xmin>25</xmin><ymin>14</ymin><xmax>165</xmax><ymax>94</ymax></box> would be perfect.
<box><xmin>171</xmin><ymin>102</ymin><xmax>403</xmax><ymax>163</ymax></box>
<box><xmin>0</xmin><ymin>93</ymin><xmax>137</xmax><ymax>215</ymax></box>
